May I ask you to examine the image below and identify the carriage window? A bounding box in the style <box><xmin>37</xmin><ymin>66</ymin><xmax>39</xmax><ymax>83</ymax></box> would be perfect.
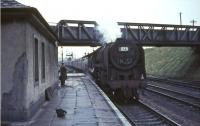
<box><xmin>34</xmin><ymin>38</ymin><xmax>39</xmax><ymax>83</ymax></box>
<box><xmin>119</xmin><ymin>47</ymin><xmax>129</xmax><ymax>52</ymax></box>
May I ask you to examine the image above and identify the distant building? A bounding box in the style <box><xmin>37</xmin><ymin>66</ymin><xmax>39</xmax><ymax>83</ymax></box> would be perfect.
<box><xmin>1</xmin><ymin>0</ymin><xmax>59</xmax><ymax>121</ymax></box>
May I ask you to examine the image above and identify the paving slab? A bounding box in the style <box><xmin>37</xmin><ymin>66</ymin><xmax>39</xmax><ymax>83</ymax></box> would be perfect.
<box><xmin>27</xmin><ymin>73</ymin><xmax>127</xmax><ymax>126</ymax></box>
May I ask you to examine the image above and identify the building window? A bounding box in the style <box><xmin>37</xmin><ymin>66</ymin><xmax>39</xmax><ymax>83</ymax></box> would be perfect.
<box><xmin>41</xmin><ymin>42</ymin><xmax>45</xmax><ymax>81</ymax></box>
<box><xmin>34</xmin><ymin>38</ymin><xmax>39</xmax><ymax>83</ymax></box>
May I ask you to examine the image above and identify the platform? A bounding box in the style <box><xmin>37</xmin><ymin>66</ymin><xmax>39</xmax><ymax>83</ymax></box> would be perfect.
<box><xmin>25</xmin><ymin>73</ymin><xmax>130</xmax><ymax>126</ymax></box>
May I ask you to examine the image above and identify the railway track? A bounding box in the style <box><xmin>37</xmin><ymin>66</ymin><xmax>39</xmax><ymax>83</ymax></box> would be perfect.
<box><xmin>146</xmin><ymin>76</ymin><xmax>200</xmax><ymax>109</ymax></box>
<box><xmin>146</xmin><ymin>80</ymin><xmax>200</xmax><ymax>99</ymax></box>
<box><xmin>146</xmin><ymin>84</ymin><xmax>200</xmax><ymax>109</ymax></box>
<box><xmin>116</xmin><ymin>101</ymin><xmax>179</xmax><ymax>126</ymax></box>
<box><xmin>142</xmin><ymin>89</ymin><xmax>200</xmax><ymax>126</ymax></box>
<box><xmin>147</xmin><ymin>76</ymin><xmax>200</xmax><ymax>89</ymax></box>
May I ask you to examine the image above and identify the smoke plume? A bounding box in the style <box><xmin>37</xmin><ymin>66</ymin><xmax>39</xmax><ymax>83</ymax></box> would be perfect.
<box><xmin>96</xmin><ymin>19</ymin><xmax>122</xmax><ymax>43</ymax></box>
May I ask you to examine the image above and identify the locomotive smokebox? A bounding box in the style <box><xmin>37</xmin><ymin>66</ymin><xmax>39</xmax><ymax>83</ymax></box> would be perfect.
<box><xmin>109</xmin><ymin>40</ymin><xmax>140</xmax><ymax>70</ymax></box>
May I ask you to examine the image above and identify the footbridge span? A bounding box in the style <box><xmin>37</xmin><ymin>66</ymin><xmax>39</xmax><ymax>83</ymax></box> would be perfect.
<box><xmin>52</xmin><ymin>20</ymin><xmax>200</xmax><ymax>46</ymax></box>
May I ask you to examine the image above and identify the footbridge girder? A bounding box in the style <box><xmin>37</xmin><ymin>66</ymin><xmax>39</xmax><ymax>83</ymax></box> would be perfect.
<box><xmin>119</xmin><ymin>22</ymin><xmax>200</xmax><ymax>46</ymax></box>
<box><xmin>53</xmin><ymin>20</ymin><xmax>102</xmax><ymax>46</ymax></box>
<box><xmin>53</xmin><ymin>20</ymin><xmax>200</xmax><ymax>46</ymax></box>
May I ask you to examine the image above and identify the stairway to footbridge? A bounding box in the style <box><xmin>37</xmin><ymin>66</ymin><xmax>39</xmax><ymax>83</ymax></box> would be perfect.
<box><xmin>52</xmin><ymin>20</ymin><xmax>200</xmax><ymax>46</ymax></box>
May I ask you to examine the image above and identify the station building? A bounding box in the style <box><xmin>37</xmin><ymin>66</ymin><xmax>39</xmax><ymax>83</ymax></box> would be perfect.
<box><xmin>1</xmin><ymin>0</ymin><xmax>59</xmax><ymax>121</ymax></box>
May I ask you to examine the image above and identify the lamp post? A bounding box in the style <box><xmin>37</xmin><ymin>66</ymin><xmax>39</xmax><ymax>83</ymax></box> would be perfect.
<box><xmin>61</xmin><ymin>46</ymin><xmax>63</xmax><ymax>63</ymax></box>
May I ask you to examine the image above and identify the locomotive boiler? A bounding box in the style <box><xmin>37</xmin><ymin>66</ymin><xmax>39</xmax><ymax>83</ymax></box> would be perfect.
<box><xmin>88</xmin><ymin>39</ymin><xmax>146</xmax><ymax>101</ymax></box>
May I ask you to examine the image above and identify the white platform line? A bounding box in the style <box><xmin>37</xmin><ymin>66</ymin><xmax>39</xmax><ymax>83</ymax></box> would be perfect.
<box><xmin>88</xmin><ymin>77</ymin><xmax>131</xmax><ymax>126</ymax></box>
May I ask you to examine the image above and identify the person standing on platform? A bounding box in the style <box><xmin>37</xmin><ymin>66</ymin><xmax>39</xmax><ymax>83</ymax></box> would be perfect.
<box><xmin>59</xmin><ymin>63</ymin><xmax>67</xmax><ymax>86</ymax></box>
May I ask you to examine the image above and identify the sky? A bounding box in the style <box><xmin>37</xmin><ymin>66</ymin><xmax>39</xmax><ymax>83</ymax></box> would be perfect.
<box><xmin>18</xmin><ymin>0</ymin><xmax>200</xmax><ymax>59</ymax></box>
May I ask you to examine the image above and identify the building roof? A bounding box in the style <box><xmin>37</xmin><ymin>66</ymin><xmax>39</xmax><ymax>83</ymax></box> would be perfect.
<box><xmin>1</xmin><ymin>0</ymin><xmax>30</xmax><ymax>8</ymax></box>
<box><xmin>1</xmin><ymin>0</ymin><xmax>59</xmax><ymax>44</ymax></box>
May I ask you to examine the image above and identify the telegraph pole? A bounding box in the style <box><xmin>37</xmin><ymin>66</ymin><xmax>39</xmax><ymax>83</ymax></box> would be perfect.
<box><xmin>190</xmin><ymin>19</ymin><xmax>197</xmax><ymax>31</ymax></box>
<box><xmin>190</xmin><ymin>19</ymin><xmax>197</xmax><ymax>27</ymax></box>
<box><xmin>179</xmin><ymin>12</ymin><xmax>182</xmax><ymax>26</ymax></box>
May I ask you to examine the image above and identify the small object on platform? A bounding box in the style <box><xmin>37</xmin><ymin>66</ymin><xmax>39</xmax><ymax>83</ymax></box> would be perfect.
<box><xmin>56</xmin><ymin>108</ymin><xmax>67</xmax><ymax>118</ymax></box>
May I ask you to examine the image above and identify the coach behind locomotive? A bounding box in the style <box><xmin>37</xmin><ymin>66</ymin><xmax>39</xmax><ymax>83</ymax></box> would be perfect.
<box><xmin>88</xmin><ymin>39</ymin><xmax>146</xmax><ymax>101</ymax></box>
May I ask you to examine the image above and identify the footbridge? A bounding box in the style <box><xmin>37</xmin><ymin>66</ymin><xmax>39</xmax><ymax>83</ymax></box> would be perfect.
<box><xmin>52</xmin><ymin>20</ymin><xmax>200</xmax><ymax>46</ymax></box>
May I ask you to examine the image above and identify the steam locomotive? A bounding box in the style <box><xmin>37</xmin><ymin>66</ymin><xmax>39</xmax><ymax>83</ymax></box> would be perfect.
<box><xmin>70</xmin><ymin>39</ymin><xmax>146</xmax><ymax>101</ymax></box>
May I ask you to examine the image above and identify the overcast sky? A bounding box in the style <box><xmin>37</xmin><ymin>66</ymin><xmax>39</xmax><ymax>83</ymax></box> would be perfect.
<box><xmin>18</xmin><ymin>0</ymin><xmax>200</xmax><ymax>59</ymax></box>
<box><xmin>19</xmin><ymin>0</ymin><xmax>200</xmax><ymax>25</ymax></box>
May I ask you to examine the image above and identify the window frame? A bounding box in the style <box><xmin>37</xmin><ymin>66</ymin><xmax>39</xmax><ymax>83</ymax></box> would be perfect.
<box><xmin>34</xmin><ymin>36</ymin><xmax>39</xmax><ymax>86</ymax></box>
<box><xmin>41</xmin><ymin>42</ymin><xmax>45</xmax><ymax>82</ymax></box>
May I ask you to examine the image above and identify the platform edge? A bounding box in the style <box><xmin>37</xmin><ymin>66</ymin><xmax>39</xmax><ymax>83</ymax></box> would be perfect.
<box><xmin>87</xmin><ymin>77</ymin><xmax>131</xmax><ymax>126</ymax></box>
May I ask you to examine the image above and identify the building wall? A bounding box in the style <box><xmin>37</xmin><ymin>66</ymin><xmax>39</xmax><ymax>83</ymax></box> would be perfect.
<box><xmin>1</xmin><ymin>20</ymin><xmax>59</xmax><ymax>121</ymax></box>
<box><xmin>2</xmin><ymin>20</ymin><xmax>28</xmax><ymax>121</ymax></box>
<box><xmin>25</xmin><ymin>22</ymin><xmax>59</xmax><ymax>118</ymax></box>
